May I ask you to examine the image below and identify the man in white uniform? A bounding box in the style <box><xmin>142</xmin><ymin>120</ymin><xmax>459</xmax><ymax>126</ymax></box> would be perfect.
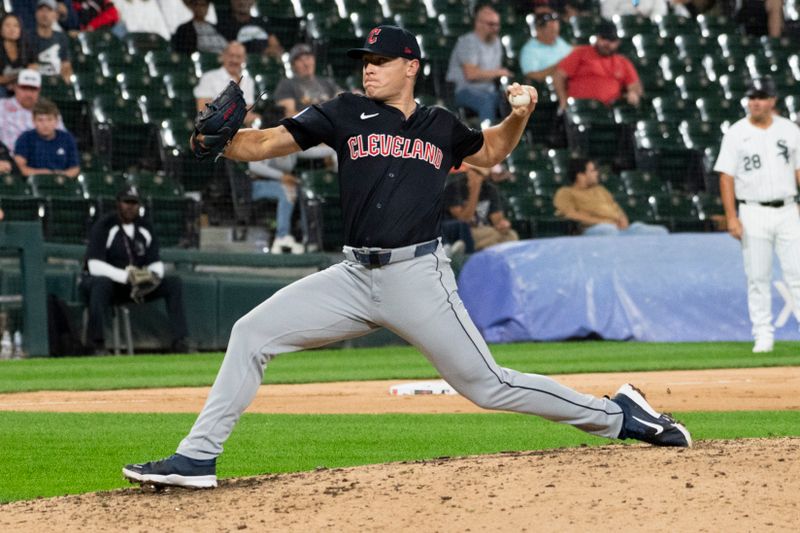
<box><xmin>715</xmin><ymin>77</ymin><xmax>800</xmax><ymax>353</ymax></box>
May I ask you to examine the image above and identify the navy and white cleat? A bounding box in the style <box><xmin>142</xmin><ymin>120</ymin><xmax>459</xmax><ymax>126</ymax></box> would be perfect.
<box><xmin>123</xmin><ymin>454</ymin><xmax>217</xmax><ymax>489</ymax></box>
<box><xmin>612</xmin><ymin>384</ymin><xmax>692</xmax><ymax>447</ymax></box>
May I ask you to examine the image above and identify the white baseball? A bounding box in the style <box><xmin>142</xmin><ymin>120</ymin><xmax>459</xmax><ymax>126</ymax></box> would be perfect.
<box><xmin>508</xmin><ymin>90</ymin><xmax>531</xmax><ymax>107</ymax></box>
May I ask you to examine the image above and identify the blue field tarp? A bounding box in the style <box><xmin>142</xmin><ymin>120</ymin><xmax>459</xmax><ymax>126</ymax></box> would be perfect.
<box><xmin>457</xmin><ymin>233</ymin><xmax>800</xmax><ymax>342</ymax></box>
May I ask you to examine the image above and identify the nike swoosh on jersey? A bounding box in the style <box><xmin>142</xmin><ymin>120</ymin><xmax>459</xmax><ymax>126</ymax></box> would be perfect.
<box><xmin>360</xmin><ymin>112</ymin><xmax>379</xmax><ymax>120</ymax></box>
<box><xmin>632</xmin><ymin>416</ymin><xmax>664</xmax><ymax>435</ymax></box>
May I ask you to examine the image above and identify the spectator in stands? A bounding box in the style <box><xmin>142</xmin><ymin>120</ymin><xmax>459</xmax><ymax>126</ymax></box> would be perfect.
<box><xmin>274</xmin><ymin>43</ymin><xmax>342</xmax><ymax>118</ymax></box>
<box><xmin>216</xmin><ymin>0</ymin><xmax>283</xmax><ymax>58</ymax></box>
<box><xmin>13</xmin><ymin>98</ymin><xmax>80</xmax><ymax>178</ymax></box>
<box><xmin>0</xmin><ymin>140</ymin><xmax>15</xmax><ymax>174</ymax></box>
<box><xmin>193</xmin><ymin>41</ymin><xmax>259</xmax><ymax>126</ymax></box>
<box><xmin>71</xmin><ymin>0</ymin><xmax>120</xmax><ymax>32</ymax></box>
<box><xmin>82</xmin><ymin>185</ymin><xmax>190</xmax><ymax>355</ymax></box>
<box><xmin>444</xmin><ymin>163</ymin><xmax>519</xmax><ymax>251</ymax></box>
<box><xmin>599</xmin><ymin>0</ymin><xmax>668</xmax><ymax>21</ymax></box>
<box><xmin>0</xmin><ymin>13</ymin><xmax>35</xmax><ymax>97</ymax></box>
<box><xmin>30</xmin><ymin>0</ymin><xmax>73</xmax><ymax>84</ymax></box>
<box><xmin>520</xmin><ymin>7</ymin><xmax>572</xmax><ymax>83</ymax></box>
<box><xmin>735</xmin><ymin>0</ymin><xmax>784</xmax><ymax>38</ymax></box>
<box><xmin>56</xmin><ymin>1</ymin><xmax>80</xmax><ymax>33</ymax></box>
<box><xmin>172</xmin><ymin>0</ymin><xmax>227</xmax><ymax>56</ymax></box>
<box><xmin>554</xmin><ymin>158</ymin><xmax>668</xmax><ymax>236</ymax></box>
<box><xmin>446</xmin><ymin>4</ymin><xmax>512</xmax><ymax>124</ymax></box>
<box><xmin>0</xmin><ymin>69</ymin><xmax>64</xmax><ymax>153</ymax></box>
<box><xmin>248</xmin><ymin>155</ymin><xmax>305</xmax><ymax>254</ymax></box>
<box><xmin>552</xmin><ymin>20</ymin><xmax>642</xmax><ymax>111</ymax></box>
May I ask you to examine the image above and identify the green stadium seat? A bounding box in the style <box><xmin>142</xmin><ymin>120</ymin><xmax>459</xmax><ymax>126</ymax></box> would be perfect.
<box><xmin>29</xmin><ymin>173</ymin><xmax>85</xmax><ymax>198</ymax></box>
<box><xmin>258</xmin><ymin>0</ymin><xmax>298</xmax><ymax>17</ymax></box>
<box><xmin>91</xmin><ymin>96</ymin><xmax>158</xmax><ymax>171</ymax></box>
<box><xmin>674</xmin><ymin>74</ymin><xmax>723</xmax><ymax>101</ymax></box>
<box><xmin>145</xmin><ymin>197</ymin><xmax>200</xmax><ymax>248</ymax></box>
<box><xmin>388</xmin><ymin>0</ymin><xmax>429</xmax><ymax>19</ymax></box>
<box><xmin>128</xmin><ymin>171</ymin><xmax>184</xmax><ymax>199</ymax></box>
<box><xmin>651</xmin><ymin>193</ymin><xmax>707</xmax><ymax>232</ymax></box>
<box><xmin>617</xmin><ymin>194</ymin><xmax>658</xmax><ymax>224</ymax></box>
<box><xmin>565</xmin><ymin>99</ymin><xmax>621</xmax><ymax>164</ymax></box>
<box><xmin>437</xmin><ymin>11</ymin><xmax>472</xmax><ymax>37</ymax></box>
<box><xmin>674</xmin><ymin>35</ymin><xmax>718</xmax><ymax>62</ymax></box>
<box><xmin>620</xmin><ymin>169</ymin><xmax>669</xmax><ymax>196</ymax></box>
<box><xmin>528</xmin><ymin>169</ymin><xmax>568</xmax><ymax>196</ymax></box>
<box><xmin>73</xmin><ymin>72</ymin><xmax>122</xmax><ymax>101</ymax></box>
<box><xmin>145</xmin><ymin>49</ymin><xmax>197</xmax><ymax>80</ymax></box>
<box><xmin>0</xmin><ymin>195</ymin><xmax>41</xmax><ymax>222</ymax></box>
<box><xmin>635</xmin><ymin>120</ymin><xmax>704</xmax><ymax>190</ymax></box>
<box><xmin>43</xmin><ymin>197</ymin><xmax>95</xmax><ymax>244</ymax></box>
<box><xmin>81</xmin><ymin>169</ymin><xmax>128</xmax><ymax>215</ymax></box>
<box><xmin>430</xmin><ymin>0</ymin><xmax>465</xmax><ymax>17</ymax></box>
<box><xmin>77</xmin><ymin>29</ymin><xmax>123</xmax><ymax>55</ymax></box>
<box><xmin>123</xmin><ymin>32</ymin><xmax>168</xmax><ymax>55</ymax></box>
<box><xmin>631</xmin><ymin>34</ymin><xmax>672</xmax><ymax>59</ymax></box>
<box><xmin>569</xmin><ymin>14</ymin><xmax>602</xmax><ymax>41</ymax></box>
<box><xmin>300</xmin><ymin>168</ymin><xmax>343</xmax><ymax>251</ymax></box>
<box><xmin>718</xmin><ymin>74</ymin><xmax>749</xmax><ymax>102</ymax></box>
<box><xmin>651</xmin><ymin>96</ymin><xmax>701</xmax><ymax>124</ymax></box>
<box><xmin>614</xmin><ymin>14</ymin><xmax>658</xmax><ymax>38</ymax></box>
<box><xmin>193</xmin><ymin>51</ymin><xmax>221</xmax><ymax>75</ymax></box>
<box><xmin>697</xmin><ymin>14</ymin><xmax>737</xmax><ymax>37</ymax></box>
<box><xmin>612</xmin><ymin>101</ymin><xmax>652</xmax><ymax>125</ymax></box>
<box><xmin>39</xmin><ymin>75</ymin><xmax>77</xmax><ymax>101</ymax></box>
<box><xmin>717</xmin><ymin>33</ymin><xmax>761</xmax><ymax>61</ymax></box>
<box><xmin>656</xmin><ymin>14</ymin><xmax>699</xmax><ymax>37</ymax></box>
<box><xmin>679</xmin><ymin>120</ymin><xmax>724</xmax><ymax>151</ymax></box>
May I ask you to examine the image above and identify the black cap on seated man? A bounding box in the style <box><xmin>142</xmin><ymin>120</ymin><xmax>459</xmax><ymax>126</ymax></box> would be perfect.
<box><xmin>746</xmin><ymin>77</ymin><xmax>777</xmax><ymax>99</ymax></box>
<box><xmin>346</xmin><ymin>25</ymin><xmax>421</xmax><ymax>60</ymax></box>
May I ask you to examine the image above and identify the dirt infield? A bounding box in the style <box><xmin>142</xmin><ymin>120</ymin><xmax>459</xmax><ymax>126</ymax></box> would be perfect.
<box><xmin>1</xmin><ymin>367</ymin><xmax>798</xmax><ymax>532</ymax></box>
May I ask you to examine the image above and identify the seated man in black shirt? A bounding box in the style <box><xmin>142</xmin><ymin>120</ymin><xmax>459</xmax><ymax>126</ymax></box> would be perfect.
<box><xmin>216</xmin><ymin>0</ymin><xmax>283</xmax><ymax>57</ymax></box>
<box><xmin>82</xmin><ymin>185</ymin><xmax>189</xmax><ymax>354</ymax></box>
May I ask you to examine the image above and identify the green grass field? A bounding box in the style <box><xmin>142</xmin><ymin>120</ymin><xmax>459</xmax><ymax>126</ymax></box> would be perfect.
<box><xmin>0</xmin><ymin>341</ymin><xmax>799</xmax><ymax>503</ymax></box>
<box><xmin>2</xmin><ymin>341</ymin><xmax>800</xmax><ymax>393</ymax></box>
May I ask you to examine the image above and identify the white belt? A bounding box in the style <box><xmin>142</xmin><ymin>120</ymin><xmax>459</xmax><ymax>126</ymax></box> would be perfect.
<box><xmin>343</xmin><ymin>239</ymin><xmax>439</xmax><ymax>267</ymax></box>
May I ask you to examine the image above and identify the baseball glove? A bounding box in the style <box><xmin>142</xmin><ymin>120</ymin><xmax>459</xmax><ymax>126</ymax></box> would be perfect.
<box><xmin>191</xmin><ymin>80</ymin><xmax>248</xmax><ymax>160</ymax></box>
<box><xmin>127</xmin><ymin>267</ymin><xmax>161</xmax><ymax>304</ymax></box>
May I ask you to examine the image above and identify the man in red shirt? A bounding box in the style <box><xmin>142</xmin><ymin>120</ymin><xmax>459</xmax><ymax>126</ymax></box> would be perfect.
<box><xmin>552</xmin><ymin>20</ymin><xmax>642</xmax><ymax>110</ymax></box>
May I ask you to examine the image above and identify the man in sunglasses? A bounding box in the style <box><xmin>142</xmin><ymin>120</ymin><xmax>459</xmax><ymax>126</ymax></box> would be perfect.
<box><xmin>82</xmin><ymin>185</ymin><xmax>190</xmax><ymax>355</ymax></box>
<box><xmin>520</xmin><ymin>7</ymin><xmax>573</xmax><ymax>83</ymax></box>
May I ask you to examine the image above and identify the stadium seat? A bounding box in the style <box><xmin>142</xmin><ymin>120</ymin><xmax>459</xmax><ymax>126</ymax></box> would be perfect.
<box><xmin>76</xmin><ymin>29</ymin><xmax>123</xmax><ymax>55</ymax></box>
<box><xmin>128</xmin><ymin>171</ymin><xmax>184</xmax><ymax>198</ymax></box>
<box><xmin>145</xmin><ymin>50</ymin><xmax>197</xmax><ymax>80</ymax></box>
<box><xmin>656</xmin><ymin>14</ymin><xmax>699</xmax><ymax>37</ymax></box>
<box><xmin>42</xmin><ymin>197</ymin><xmax>95</xmax><ymax>244</ymax></box>
<box><xmin>437</xmin><ymin>11</ymin><xmax>472</xmax><ymax>37</ymax></box>
<box><xmin>634</xmin><ymin>120</ymin><xmax>701</xmax><ymax>188</ymax></box>
<box><xmin>91</xmin><ymin>95</ymin><xmax>159</xmax><ymax>171</ymax></box>
<box><xmin>564</xmin><ymin>99</ymin><xmax>622</xmax><ymax>164</ymax></box>
<box><xmin>258</xmin><ymin>0</ymin><xmax>299</xmax><ymax>17</ymax></box>
<box><xmin>651</xmin><ymin>96</ymin><xmax>701</xmax><ymax>124</ymax></box>
<box><xmin>0</xmin><ymin>174</ymin><xmax>40</xmax><ymax>222</ymax></box>
<box><xmin>82</xmin><ymin>169</ymin><xmax>128</xmax><ymax>215</ymax></box>
<box><xmin>717</xmin><ymin>33</ymin><xmax>761</xmax><ymax>61</ymax></box>
<box><xmin>569</xmin><ymin>14</ymin><xmax>602</xmax><ymax>41</ymax></box>
<box><xmin>300</xmin><ymin>168</ymin><xmax>343</xmax><ymax>250</ymax></box>
<box><xmin>696</xmin><ymin>96</ymin><xmax>739</xmax><ymax>125</ymax></box>
<box><xmin>620</xmin><ymin>169</ymin><xmax>669</xmax><ymax>196</ymax></box>
<box><xmin>145</xmin><ymin>196</ymin><xmax>200</xmax><ymax>248</ymax></box>
<box><xmin>651</xmin><ymin>192</ymin><xmax>707</xmax><ymax>232</ymax></box>
<box><xmin>631</xmin><ymin>33</ymin><xmax>672</xmax><ymax>59</ymax></box>
<box><xmin>612</xmin><ymin>101</ymin><xmax>652</xmax><ymax>125</ymax></box>
<box><xmin>528</xmin><ymin>169</ymin><xmax>567</xmax><ymax>196</ymax></box>
<box><xmin>430</xmin><ymin>0</ymin><xmax>465</xmax><ymax>17</ymax></box>
<box><xmin>40</xmin><ymin>75</ymin><xmax>76</xmax><ymax>101</ymax></box>
<box><xmin>506</xmin><ymin>195</ymin><xmax>575</xmax><ymax>238</ymax></box>
<box><xmin>614</xmin><ymin>14</ymin><xmax>658</xmax><ymax>38</ymax></box>
<box><xmin>717</xmin><ymin>74</ymin><xmax>749</xmax><ymax>102</ymax></box>
<box><xmin>616</xmin><ymin>193</ymin><xmax>658</xmax><ymax>223</ymax></box>
<box><xmin>29</xmin><ymin>173</ymin><xmax>86</xmax><ymax>199</ymax></box>
<box><xmin>697</xmin><ymin>14</ymin><xmax>738</xmax><ymax>37</ymax></box>
<box><xmin>674</xmin><ymin>35</ymin><xmax>718</xmax><ymax>62</ymax></box>
<box><xmin>124</xmin><ymin>32</ymin><xmax>168</xmax><ymax>55</ymax></box>
<box><xmin>674</xmin><ymin>74</ymin><xmax>723</xmax><ymax>101</ymax></box>
<box><xmin>345</xmin><ymin>1</ymin><xmax>389</xmax><ymax>26</ymax></box>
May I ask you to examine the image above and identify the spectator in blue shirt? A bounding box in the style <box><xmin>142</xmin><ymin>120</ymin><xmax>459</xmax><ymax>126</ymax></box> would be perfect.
<box><xmin>520</xmin><ymin>7</ymin><xmax>573</xmax><ymax>83</ymax></box>
<box><xmin>13</xmin><ymin>97</ymin><xmax>80</xmax><ymax>178</ymax></box>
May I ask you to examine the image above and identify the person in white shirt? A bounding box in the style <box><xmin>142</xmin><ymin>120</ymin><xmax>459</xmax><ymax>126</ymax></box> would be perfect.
<box><xmin>193</xmin><ymin>41</ymin><xmax>258</xmax><ymax>126</ymax></box>
<box><xmin>715</xmin><ymin>77</ymin><xmax>800</xmax><ymax>353</ymax></box>
<box><xmin>600</xmin><ymin>0</ymin><xmax>668</xmax><ymax>21</ymax></box>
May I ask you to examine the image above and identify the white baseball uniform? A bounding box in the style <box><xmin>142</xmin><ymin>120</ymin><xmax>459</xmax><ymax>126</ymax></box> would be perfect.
<box><xmin>714</xmin><ymin>115</ymin><xmax>800</xmax><ymax>340</ymax></box>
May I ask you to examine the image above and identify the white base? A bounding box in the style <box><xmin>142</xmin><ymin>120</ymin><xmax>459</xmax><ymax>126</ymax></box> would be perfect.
<box><xmin>390</xmin><ymin>380</ymin><xmax>458</xmax><ymax>396</ymax></box>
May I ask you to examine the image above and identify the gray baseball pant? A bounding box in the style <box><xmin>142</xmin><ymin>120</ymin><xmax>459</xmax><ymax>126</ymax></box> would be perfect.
<box><xmin>177</xmin><ymin>245</ymin><xmax>624</xmax><ymax>460</ymax></box>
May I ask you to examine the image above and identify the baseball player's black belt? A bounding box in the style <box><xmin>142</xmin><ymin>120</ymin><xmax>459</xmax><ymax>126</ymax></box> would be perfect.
<box><xmin>344</xmin><ymin>239</ymin><xmax>439</xmax><ymax>268</ymax></box>
<box><xmin>736</xmin><ymin>198</ymin><xmax>794</xmax><ymax>208</ymax></box>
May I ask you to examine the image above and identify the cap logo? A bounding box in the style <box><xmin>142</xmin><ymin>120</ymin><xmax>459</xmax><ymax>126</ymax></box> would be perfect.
<box><xmin>368</xmin><ymin>28</ymin><xmax>381</xmax><ymax>44</ymax></box>
<box><xmin>404</xmin><ymin>47</ymin><xmax>412</xmax><ymax>54</ymax></box>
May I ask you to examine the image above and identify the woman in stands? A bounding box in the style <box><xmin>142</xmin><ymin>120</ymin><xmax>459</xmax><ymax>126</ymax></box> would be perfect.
<box><xmin>0</xmin><ymin>13</ymin><xmax>35</xmax><ymax>97</ymax></box>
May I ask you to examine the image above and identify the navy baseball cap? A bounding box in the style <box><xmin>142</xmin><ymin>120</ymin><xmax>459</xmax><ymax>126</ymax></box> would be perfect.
<box><xmin>596</xmin><ymin>20</ymin><xmax>620</xmax><ymax>41</ymax></box>
<box><xmin>117</xmin><ymin>185</ymin><xmax>141</xmax><ymax>202</ymax></box>
<box><xmin>747</xmin><ymin>77</ymin><xmax>777</xmax><ymax>98</ymax></box>
<box><xmin>347</xmin><ymin>25</ymin><xmax>421</xmax><ymax>61</ymax></box>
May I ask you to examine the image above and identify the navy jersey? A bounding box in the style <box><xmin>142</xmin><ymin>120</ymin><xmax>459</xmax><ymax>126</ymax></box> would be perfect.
<box><xmin>86</xmin><ymin>212</ymin><xmax>160</xmax><ymax>270</ymax></box>
<box><xmin>281</xmin><ymin>93</ymin><xmax>484</xmax><ymax>248</ymax></box>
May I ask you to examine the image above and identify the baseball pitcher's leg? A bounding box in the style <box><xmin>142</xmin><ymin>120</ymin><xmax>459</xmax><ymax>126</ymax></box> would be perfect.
<box><xmin>774</xmin><ymin>206</ymin><xmax>800</xmax><ymax>324</ymax></box>
<box><xmin>177</xmin><ymin>262</ymin><xmax>378</xmax><ymax>459</ymax></box>
<box><xmin>740</xmin><ymin>205</ymin><xmax>776</xmax><ymax>341</ymax></box>
<box><xmin>378</xmin><ymin>248</ymin><xmax>623</xmax><ymax>438</ymax></box>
